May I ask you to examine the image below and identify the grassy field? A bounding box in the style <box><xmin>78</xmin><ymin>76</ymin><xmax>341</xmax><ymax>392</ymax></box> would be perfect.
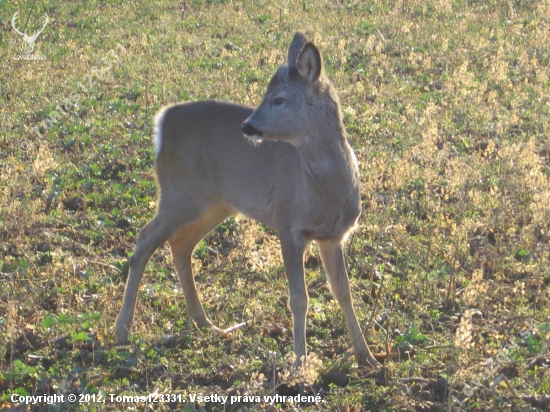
<box><xmin>1</xmin><ymin>0</ymin><xmax>550</xmax><ymax>410</ymax></box>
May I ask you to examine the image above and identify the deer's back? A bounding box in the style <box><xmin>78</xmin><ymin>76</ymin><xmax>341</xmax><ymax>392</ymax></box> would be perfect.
<box><xmin>154</xmin><ymin>100</ymin><xmax>302</xmax><ymax>226</ymax></box>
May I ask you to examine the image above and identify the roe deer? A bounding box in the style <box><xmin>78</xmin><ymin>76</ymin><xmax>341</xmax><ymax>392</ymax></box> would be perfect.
<box><xmin>115</xmin><ymin>32</ymin><xmax>379</xmax><ymax>367</ymax></box>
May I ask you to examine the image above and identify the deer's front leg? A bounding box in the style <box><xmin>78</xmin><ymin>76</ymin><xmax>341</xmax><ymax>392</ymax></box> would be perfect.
<box><xmin>317</xmin><ymin>239</ymin><xmax>379</xmax><ymax>367</ymax></box>
<box><xmin>280</xmin><ymin>233</ymin><xmax>308</xmax><ymax>367</ymax></box>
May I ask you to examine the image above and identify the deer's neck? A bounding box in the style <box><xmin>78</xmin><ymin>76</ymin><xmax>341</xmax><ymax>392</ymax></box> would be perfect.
<box><xmin>296</xmin><ymin>131</ymin><xmax>360</xmax><ymax>202</ymax></box>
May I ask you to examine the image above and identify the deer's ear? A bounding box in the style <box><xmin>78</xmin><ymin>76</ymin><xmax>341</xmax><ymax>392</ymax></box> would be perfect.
<box><xmin>296</xmin><ymin>42</ymin><xmax>322</xmax><ymax>84</ymax></box>
<box><xmin>288</xmin><ymin>32</ymin><xmax>307</xmax><ymax>68</ymax></box>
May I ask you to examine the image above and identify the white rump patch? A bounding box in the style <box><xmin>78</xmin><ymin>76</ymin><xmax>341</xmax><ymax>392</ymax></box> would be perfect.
<box><xmin>153</xmin><ymin>108</ymin><xmax>167</xmax><ymax>156</ymax></box>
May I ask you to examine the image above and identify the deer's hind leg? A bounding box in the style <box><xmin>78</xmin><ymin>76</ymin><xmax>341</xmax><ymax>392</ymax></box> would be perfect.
<box><xmin>168</xmin><ymin>204</ymin><xmax>232</xmax><ymax>333</ymax></box>
<box><xmin>116</xmin><ymin>199</ymin><xmax>210</xmax><ymax>343</ymax></box>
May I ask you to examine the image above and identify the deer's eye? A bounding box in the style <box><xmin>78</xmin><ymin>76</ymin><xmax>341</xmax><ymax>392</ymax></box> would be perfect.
<box><xmin>272</xmin><ymin>97</ymin><xmax>285</xmax><ymax>106</ymax></box>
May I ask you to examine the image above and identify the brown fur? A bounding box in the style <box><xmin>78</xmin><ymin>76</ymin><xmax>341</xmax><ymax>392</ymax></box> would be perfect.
<box><xmin>115</xmin><ymin>32</ymin><xmax>379</xmax><ymax>368</ymax></box>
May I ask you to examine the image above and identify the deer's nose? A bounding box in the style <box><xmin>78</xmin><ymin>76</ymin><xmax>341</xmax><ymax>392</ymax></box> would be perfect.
<box><xmin>241</xmin><ymin>121</ymin><xmax>263</xmax><ymax>138</ymax></box>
